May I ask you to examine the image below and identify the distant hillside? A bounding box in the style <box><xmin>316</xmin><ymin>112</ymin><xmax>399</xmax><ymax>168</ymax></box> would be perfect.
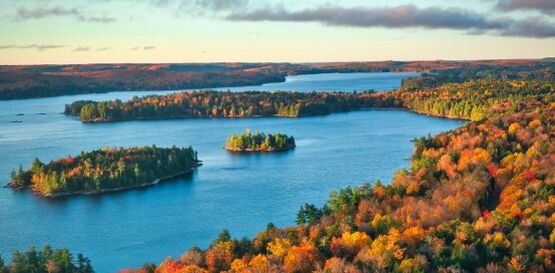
<box><xmin>0</xmin><ymin>59</ymin><xmax>552</xmax><ymax>100</ymax></box>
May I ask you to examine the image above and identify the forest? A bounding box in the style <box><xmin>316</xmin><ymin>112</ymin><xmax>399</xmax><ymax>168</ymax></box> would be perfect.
<box><xmin>111</xmin><ymin>77</ymin><xmax>554</xmax><ymax>273</ymax></box>
<box><xmin>8</xmin><ymin>146</ymin><xmax>199</xmax><ymax>197</ymax></box>
<box><xmin>2</xmin><ymin>64</ymin><xmax>554</xmax><ymax>272</ymax></box>
<box><xmin>396</xmin><ymin>80</ymin><xmax>554</xmax><ymax>121</ymax></box>
<box><xmin>2</xmin><ymin>59</ymin><xmax>552</xmax><ymax>100</ymax></box>
<box><xmin>0</xmin><ymin>246</ymin><xmax>93</xmax><ymax>273</ymax></box>
<box><xmin>0</xmin><ymin>63</ymin><xmax>294</xmax><ymax>100</ymax></box>
<box><xmin>225</xmin><ymin>130</ymin><xmax>296</xmax><ymax>152</ymax></box>
<box><xmin>64</xmin><ymin>80</ymin><xmax>553</xmax><ymax>124</ymax></box>
<box><xmin>64</xmin><ymin>91</ymin><xmax>397</xmax><ymax>122</ymax></box>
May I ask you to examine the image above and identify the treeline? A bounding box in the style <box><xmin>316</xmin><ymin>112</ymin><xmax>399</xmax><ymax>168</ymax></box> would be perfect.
<box><xmin>64</xmin><ymin>91</ymin><xmax>399</xmax><ymax>122</ymax></box>
<box><xmin>298</xmin><ymin>59</ymin><xmax>554</xmax><ymax>82</ymax></box>
<box><xmin>64</xmin><ymin>100</ymin><xmax>95</xmax><ymax>115</ymax></box>
<box><xmin>65</xmin><ymin>80</ymin><xmax>554</xmax><ymax>124</ymax></box>
<box><xmin>9</xmin><ymin>146</ymin><xmax>199</xmax><ymax>197</ymax></box>
<box><xmin>400</xmin><ymin>60</ymin><xmax>554</xmax><ymax>91</ymax></box>
<box><xmin>120</xmin><ymin>80</ymin><xmax>554</xmax><ymax>273</ymax></box>
<box><xmin>225</xmin><ymin>130</ymin><xmax>295</xmax><ymax>152</ymax></box>
<box><xmin>0</xmin><ymin>63</ymin><xmax>292</xmax><ymax>100</ymax></box>
<box><xmin>4</xmin><ymin>59</ymin><xmax>552</xmax><ymax>100</ymax></box>
<box><xmin>397</xmin><ymin>80</ymin><xmax>554</xmax><ymax>121</ymax></box>
<box><xmin>0</xmin><ymin>245</ymin><xmax>93</xmax><ymax>273</ymax></box>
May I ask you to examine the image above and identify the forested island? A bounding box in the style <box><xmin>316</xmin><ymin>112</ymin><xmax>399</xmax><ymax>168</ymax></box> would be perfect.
<box><xmin>0</xmin><ymin>245</ymin><xmax>93</xmax><ymax>273</ymax></box>
<box><xmin>64</xmin><ymin>80</ymin><xmax>552</xmax><ymax>124</ymax></box>
<box><xmin>225</xmin><ymin>130</ymin><xmax>295</xmax><ymax>152</ymax></box>
<box><xmin>64</xmin><ymin>90</ymin><xmax>398</xmax><ymax>122</ymax></box>
<box><xmin>1</xmin><ymin>59</ymin><xmax>552</xmax><ymax>100</ymax></box>
<box><xmin>8</xmin><ymin>146</ymin><xmax>199</xmax><ymax>197</ymax></box>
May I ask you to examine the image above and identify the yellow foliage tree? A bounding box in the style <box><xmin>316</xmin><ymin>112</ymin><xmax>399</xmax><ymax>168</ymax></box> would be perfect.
<box><xmin>267</xmin><ymin>238</ymin><xmax>292</xmax><ymax>258</ymax></box>
<box><xmin>330</xmin><ymin>231</ymin><xmax>370</xmax><ymax>258</ymax></box>
<box><xmin>176</xmin><ymin>265</ymin><xmax>208</xmax><ymax>273</ymax></box>
<box><xmin>283</xmin><ymin>244</ymin><xmax>321</xmax><ymax>273</ymax></box>
<box><xmin>248</xmin><ymin>254</ymin><xmax>269</xmax><ymax>273</ymax></box>
<box><xmin>401</xmin><ymin>226</ymin><xmax>426</xmax><ymax>248</ymax></box>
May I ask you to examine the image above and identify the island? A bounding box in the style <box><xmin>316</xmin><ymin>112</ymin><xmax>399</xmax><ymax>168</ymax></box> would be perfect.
<box><xmin>225</xmin><ymin>130</ymin><xmax>295</xmax><ymax>152</ymax></box>
<box><xmin>64</xmin><ymin>79</ymin><xmax>552</xmax><ymax>124</ymax></box>
<box><xmin>8</xmin><ymin>145</ymin><xmax>200</xmax><ymax>198</ymax></box>
<box><xmin>64</xmin><ymin>90</ymin><xmax>395</xmax><ymax>122</ymax></box>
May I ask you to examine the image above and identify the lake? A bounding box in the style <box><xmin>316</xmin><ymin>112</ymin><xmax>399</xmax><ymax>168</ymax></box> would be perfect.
<box><xmin>0</xmin><ymin>72</ymin><xmax>462</xmax><ymax>273</ymax></box>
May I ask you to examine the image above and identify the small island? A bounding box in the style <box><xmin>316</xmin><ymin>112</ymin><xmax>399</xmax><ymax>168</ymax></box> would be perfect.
<box><xmin>225</xmin><ymin>130</ymin><xmax>296</xmax><ymax>152</ymax></box>
<box><xmin>8</xmin><ymin>145</ymin><xmax>200</xmax><ymax>198</ymax></box>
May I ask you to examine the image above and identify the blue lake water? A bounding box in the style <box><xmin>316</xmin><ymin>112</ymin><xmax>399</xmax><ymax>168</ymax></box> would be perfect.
<box><xmin>217</xmin><ymin>72</ymin><xmax>421</xmax><ymax>92</ymax></box>
<box><xmin>0</xmin><ymin>72</ymin><xmax>462</xmax><ymax>273</ymax></box>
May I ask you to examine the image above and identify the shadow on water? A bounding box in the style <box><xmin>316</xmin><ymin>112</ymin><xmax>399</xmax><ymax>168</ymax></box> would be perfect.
<box><xmin>39</xmin><ymin>170</ymin><xmax>199</xmax><ymax>205</ymax></box>
<box><xmin>226</xmin><ymin>149</ymin><xmax>296</xmax><ymax>157</ymax></box>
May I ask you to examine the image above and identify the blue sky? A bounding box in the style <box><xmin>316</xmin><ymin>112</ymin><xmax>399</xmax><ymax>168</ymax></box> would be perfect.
<box><xmin>0</xmin><ymin>0</ymin><xmax>554</xmax><ymax>64</ymax></box>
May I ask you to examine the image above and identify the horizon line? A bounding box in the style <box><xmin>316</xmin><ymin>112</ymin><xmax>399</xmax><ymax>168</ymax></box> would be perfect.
<box><xmin>1</xmin><ymin>57</ymin><xmax>554</xmax><ymax>66</ymax></box>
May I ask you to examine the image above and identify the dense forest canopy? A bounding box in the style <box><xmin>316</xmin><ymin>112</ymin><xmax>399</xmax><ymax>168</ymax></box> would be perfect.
<box><xmin>225</xmin><ymin>130</ymin><xmax>296</xmax><ymax>152</ymax></box>
<box><xmin>1</xmin><ymin>59</ymin><xmax>552</xmax><ymax>100</ymax></box>
<box><xmin>114</xmin><ymin>78</ymin><xmax>554</xmax><ymax>273</ymax></box>
<box><xmin>0</xmin><ymin>63</ymin><xmax>295</xmax><ymax>100</ymax></box>
<box><xmin>396</xmin><ymin>80</ymin><xmax>554</xmax><ymax>121</ymax></box>
<box><xmin>3</xmin><ymin>61</ymin><xmax>554</xmax><ymax>273</ymax></box>
<box><xmin>8</xmin><ymin>146</ymin><xmax>199</xmax><ymax>197</ymax></box>
<box><xmin>64</xmin><ymin>90</ymin><xmax>395</xmax><ymax>122</ymax></box>
<box><xmin>65</xmin><ymin>80</ymin><xmax>553</xmax><ymax>123</ymax></box>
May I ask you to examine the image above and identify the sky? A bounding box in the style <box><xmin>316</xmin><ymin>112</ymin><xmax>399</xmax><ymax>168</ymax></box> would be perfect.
<box><xmin>0</xmin><ymin>0</ymin><xmax>554</xmax><ymax>64</ymax></box>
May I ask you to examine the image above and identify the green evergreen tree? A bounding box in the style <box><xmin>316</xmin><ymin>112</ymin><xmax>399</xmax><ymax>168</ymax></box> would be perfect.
<box><xmin>212</xmin><ymin>229</ymin><xmax>232</xmax><ymax>246</ymax></box>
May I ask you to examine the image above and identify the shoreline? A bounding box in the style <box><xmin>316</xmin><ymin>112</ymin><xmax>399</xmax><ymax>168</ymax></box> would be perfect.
<box><xmin>1</xmin><ymin>70</ymin><xmax>424</xmax><ymax>101</ymax></box>
<box><xmin>76</xmin><ymin>106</ymin><xmax>471</xmax><ymax>123</ymax></box>
<box><xmin>224</xmin><ymin>146</ymin><xmax>295</xmax><ymax>153</ymax></box>
<box><xmin>78</xmin><ymin>114</ymin><xmax>267</xmax><ymax>123</ymax></box>
<box><xmin>0</xmin><ymin>77</ymin><xmax>289</xmax><ymax>102</ymax></box>
<box><xmin>32</xmin><ymin>162</ymin><xmax>201</xmax><ymax>198</ymax></box>
<box><xmin>373</xmin><ymin>107</ymin><xmax>471</xmax><ymax>122</ymax></box>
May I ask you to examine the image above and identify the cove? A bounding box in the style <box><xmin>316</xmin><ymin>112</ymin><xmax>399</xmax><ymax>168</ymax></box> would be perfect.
<box><xmin>0</xmin><ymin>72</ymin><xmax>462</xmax><ymax>272</ymax></box>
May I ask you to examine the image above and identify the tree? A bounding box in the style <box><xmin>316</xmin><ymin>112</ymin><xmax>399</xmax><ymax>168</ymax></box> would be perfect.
<box><xmin>10</xmin><ymin>251</ymin><xmax>28</xmax><ymax>273</ymax></box>
<box><xmin>267</xmin><ymin>238</ymin><xmax>292</xmax><ymax>258</ymax></box>
<box><xmin>180</xmin><ymin>248</ymin><xmax>203</xmax><ymax>266</ymax></box>
<box><xmin>330</xmin><ymin>231</ymin><xmax>370</xmax><ymax>259</ymax></box>
<box><xmin>25</xmin><ymin>246</ymin><xmax>42</xmax><ymax>273</ymax></box>
<box><xmin>248</xmin><ymin>254</ymin><xmax>269</xmax><ymax>273</ymax></box>
<box><xmin>266</xmin><ymin>223</ymin><xmax>277</xmax><ymax>231</ymax></box>
<box><xmin>284</xmin><ymin>245</ymin><xmax>321</xmax><ymax>273</ymax></box>
<box><xmin>205</xmin><ymin>243</ymin><xmax>233</xmax><ymax>273</ymax></box>
<box><xmin>296</xmin><ymin>204</ymin><xmax>322</xmax><ymax>225</ymax></box>
<box><xmin>0</xmin><ymin>256</ymin><xmax>7</xmax><ymax>273</ymax></box>
<box><xmin>212</xmin><ymin>229</ymin><xmax>231</xmax><ymax>246</ymax></box>
<box><xmin>370</xmin><ymin>214</ymin><xmax>394</xmax><ymax>236</ymax></box>
<box><xmin>77</xmin><ymin>253</ymin><xmax>93</xmax><ymax>273</ymax></box>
